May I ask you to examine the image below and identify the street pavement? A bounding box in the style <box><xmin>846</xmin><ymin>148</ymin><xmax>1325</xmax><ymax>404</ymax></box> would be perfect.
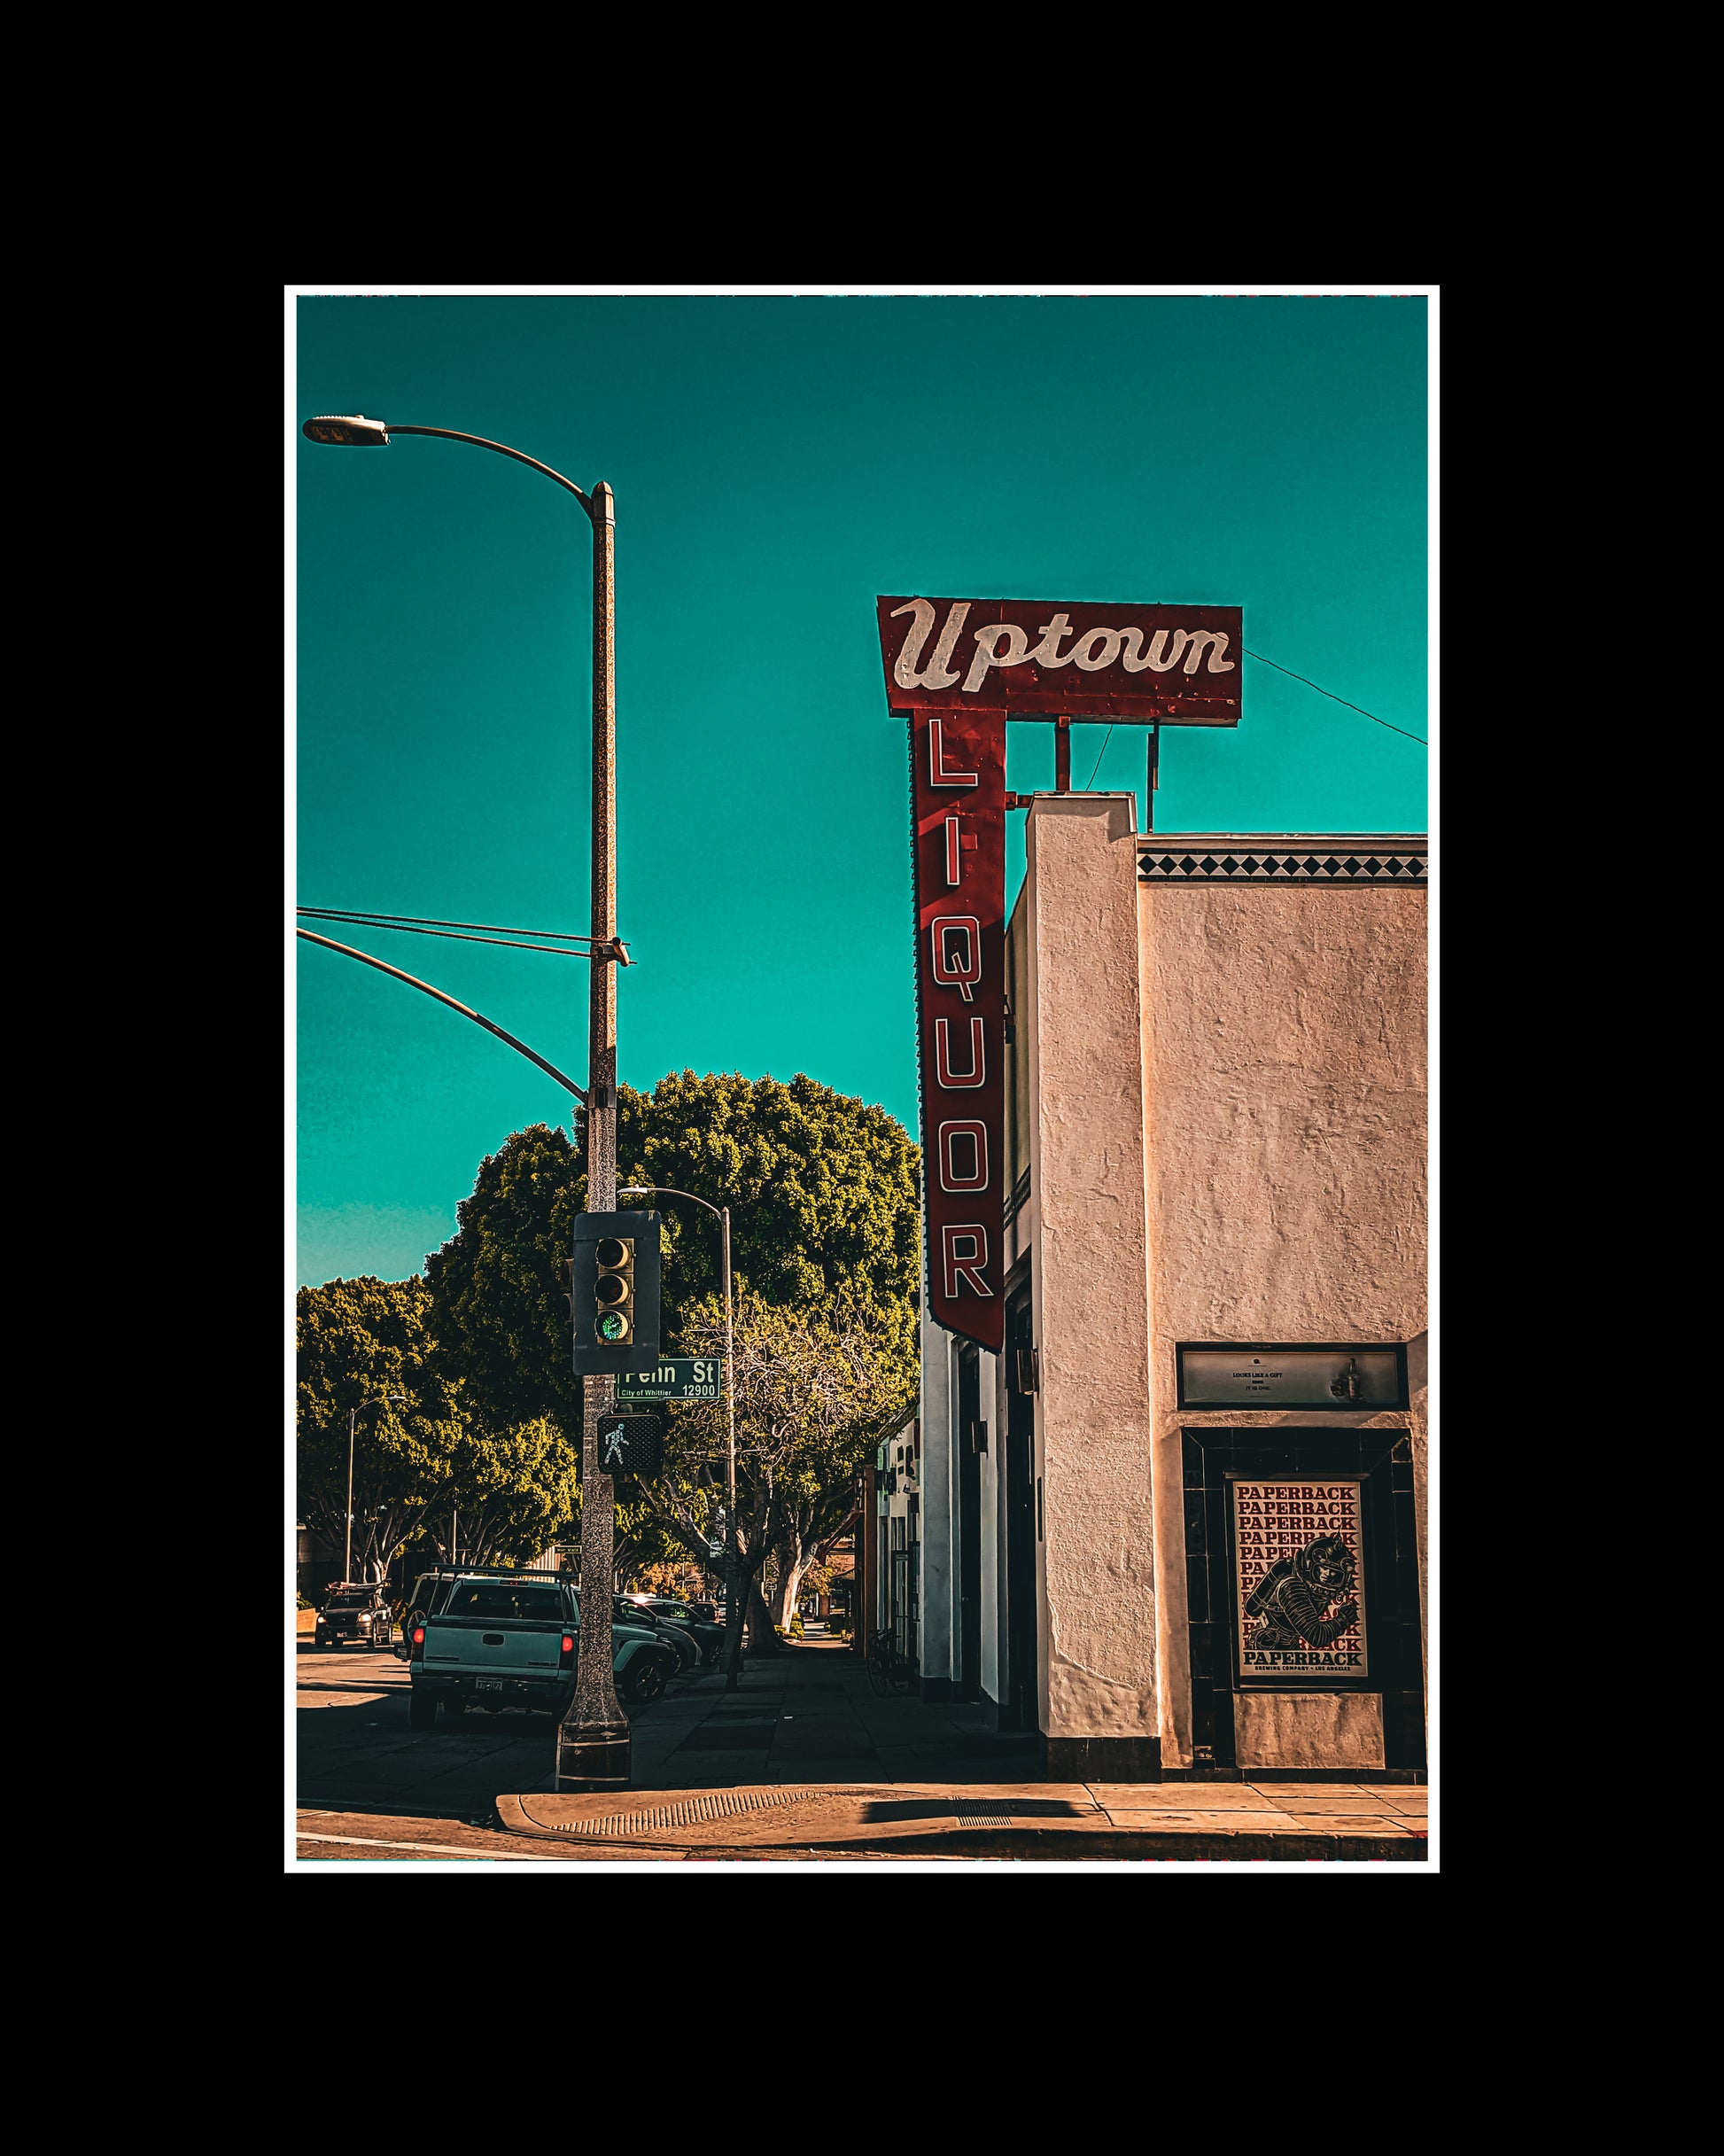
<box><xmin>295</xmin><ymin>1627</ymin><xmax>1428</xmax><ymax>1864</ymax></box>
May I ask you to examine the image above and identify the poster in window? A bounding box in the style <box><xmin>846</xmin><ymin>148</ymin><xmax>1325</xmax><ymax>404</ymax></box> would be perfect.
<box><xmin>1232</xmin><ymin>1480</ymin><xmax>1368</xmax><ymax>1682</ymax></box>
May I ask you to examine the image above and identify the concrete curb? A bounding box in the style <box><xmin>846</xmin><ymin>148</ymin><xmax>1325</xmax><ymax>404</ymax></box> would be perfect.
<box><xmin>493</xmin><ymin>1786</ymin><xmax>1427</xmax><ymax>1863</ymax></box>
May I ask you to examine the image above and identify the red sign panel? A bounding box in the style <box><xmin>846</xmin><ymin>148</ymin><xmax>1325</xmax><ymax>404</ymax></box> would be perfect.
<box><xmin>878</xmin><ymin>595</ymin><xmax>1242</xmax><ymax>724</ymax></box>
<box><xmin>908</xmin><ymin>704</ymin><xmax>1006</xmax><ymax>1351</ymax></box>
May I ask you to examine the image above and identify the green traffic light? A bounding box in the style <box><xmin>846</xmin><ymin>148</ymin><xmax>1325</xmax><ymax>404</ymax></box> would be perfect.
<box><xmin>598</xmin><ymin>1312</ymin><xmax>626</xmax><ymax>1341</ymax></box>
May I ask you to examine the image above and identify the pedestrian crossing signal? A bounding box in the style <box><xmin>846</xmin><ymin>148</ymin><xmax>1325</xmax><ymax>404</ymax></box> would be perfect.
<box><xmin>587</xmin><ymin>1413</ymin><xmax>664</xmax><ymax>1479</ymax></box>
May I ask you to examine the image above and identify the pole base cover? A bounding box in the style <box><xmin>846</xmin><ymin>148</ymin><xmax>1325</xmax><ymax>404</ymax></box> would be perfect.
<box><xmin>556</xmin><ymin>1719</ymin><xmax>632</xmax><ymax>1792</ymax></box>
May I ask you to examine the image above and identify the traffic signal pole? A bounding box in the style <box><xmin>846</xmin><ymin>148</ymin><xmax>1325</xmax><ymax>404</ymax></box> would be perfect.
<box><xmin>559</xmin><ymin>480</ymin><xmax>632</xmax><ymax>1792</ymax></box>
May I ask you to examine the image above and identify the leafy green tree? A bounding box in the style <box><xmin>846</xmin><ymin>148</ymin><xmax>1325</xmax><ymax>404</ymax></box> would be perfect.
<box><xmin>621</xmin><ymin>1070</ymin><xmax>920</xmax><ymax>1329</ymax></box>
<box><xmin>424</xmin><ymin>1074</ymin><xmax>919</xmax><ymax>1382</ymax></box>
<box><xmin>639</xmin><ymin>1291</ymin><xmax>915</xmax><ymax>1658</ymax></box>
<box><xmin>422</xmin><ymin>1074</ymin><xmax>920</xmax><ymax>1661</ymax></box>
<box><xmin>427</xmin><ymin>1415</ymin><xmax>579</xmax><ymax>1570</ymax></box>
<box><xmin>423</xmin><ymin>1122</ymin><xmax>586</xmax><ymax>1436</ymax></box>
<box><xmin>298</xmin><ymin>1276</ymin><xmax>581</xmax><ymax>1592</ymax></box>
<box><xmin>296</xmin><ymin>1277</ymin><xmax>462</xmax><ymax>1588</ymax></box>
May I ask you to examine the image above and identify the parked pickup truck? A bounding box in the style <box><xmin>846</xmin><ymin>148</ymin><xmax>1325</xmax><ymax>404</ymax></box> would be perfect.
<box><xmin>408</xmin><ymin>1573</ymin><xmax>680</xmax><ymax>1730</ymax></box>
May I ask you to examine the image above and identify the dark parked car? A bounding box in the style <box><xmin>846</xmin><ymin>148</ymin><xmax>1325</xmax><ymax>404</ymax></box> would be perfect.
<box><xmin>639</xmin><ymin>1599</ymin><xmax>725</xmax><ymax>1667</ymax></box>
<box><xmin>614</xmin><ymin>1598</ymin><xmax>702</xmax><ymax>1672</ymax></box>
<box><xmin>315</xmin><ymin>1584</ymin><xmax>394</xmax><ymax>1651</ymax></box>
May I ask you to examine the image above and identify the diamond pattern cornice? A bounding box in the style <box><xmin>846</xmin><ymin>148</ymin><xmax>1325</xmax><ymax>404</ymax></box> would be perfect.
<box><xmin>1138</xmin><ymin>835</ymin><xmax>1427</xmax><ymax>885</ymax></box>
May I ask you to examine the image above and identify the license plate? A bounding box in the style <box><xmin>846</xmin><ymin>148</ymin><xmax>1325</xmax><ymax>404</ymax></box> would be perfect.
<box><xmin>476</xmin><ymin>1677</ymin><xmax>503</xmax><ymax>1692</ymax></box>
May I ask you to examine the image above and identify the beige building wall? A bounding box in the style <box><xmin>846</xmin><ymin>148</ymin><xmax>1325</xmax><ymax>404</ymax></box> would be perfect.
<box><xmin>1022</xmin><ymin>795</ymin><xmax>1161</xmax><ymax>1773</ymax></box>
<box><xmin>1138</xmin><ymin>862</ymin><xmax>1426</xmax><ymax>1769</ymax></box>
<box><xmin>1009</xmin><ymin>795</ymin><xmax>1426</xmax><ymax>1778</ymax></box>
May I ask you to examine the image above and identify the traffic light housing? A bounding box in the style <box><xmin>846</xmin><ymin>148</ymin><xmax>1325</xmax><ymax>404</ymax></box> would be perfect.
<box><xmin>571</xmin><ymin>1210</ymin><xmax>661</xmax><ymax>1374</ymax></box>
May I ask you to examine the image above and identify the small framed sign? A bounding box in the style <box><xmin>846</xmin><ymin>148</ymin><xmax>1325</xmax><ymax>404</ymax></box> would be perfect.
<box><xmin>1176</xmin><ymin>1343</ymin><xmax>1408</xmax><ymax>1411</ymax></box>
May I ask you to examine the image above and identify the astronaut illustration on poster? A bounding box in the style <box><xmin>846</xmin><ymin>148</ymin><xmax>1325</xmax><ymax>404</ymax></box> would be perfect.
<box><xmin>1233</xmin><ymin>1481</ymin><xmax>1368</xmax><ymax>1679</ymax></box>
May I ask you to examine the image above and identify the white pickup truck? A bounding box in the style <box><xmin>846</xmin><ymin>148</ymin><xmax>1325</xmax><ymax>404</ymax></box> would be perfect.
<box><xmin>408</xmin><ymin>1573</ymin><xmax>680</xmax><ymax>1730</ymax></box>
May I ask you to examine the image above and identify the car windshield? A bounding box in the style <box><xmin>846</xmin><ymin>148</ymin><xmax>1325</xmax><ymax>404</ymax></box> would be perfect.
<box><xmin>443</xmin><ymin>1584</ymin><xmax>565</xmax><ymax>1623</ymax></box>
<box><xmin>330</xmin><ymin>1592</ymin><xmax>373</xmax><ymax>1607</ymax></box>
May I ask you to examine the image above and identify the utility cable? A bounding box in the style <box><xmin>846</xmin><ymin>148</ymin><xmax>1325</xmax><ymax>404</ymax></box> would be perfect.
<box><xmin>1243</xmin><ymin>650</ymin><xmax>1427</xmax><ymax>745</ymax></box>
<box><xmin>297</xmin><ymin>909</ymin><xmax>585</xmax><ymax>959</ymax></box>
<box><xmin>298</xmin><ymin>906</ymin><xmax>596</xmax><ymax>942</ymax></box>
<box><xmin>1083</xmin><ymin>725</ymin><xmax>1116</xmax><ymax>789</ymax></box>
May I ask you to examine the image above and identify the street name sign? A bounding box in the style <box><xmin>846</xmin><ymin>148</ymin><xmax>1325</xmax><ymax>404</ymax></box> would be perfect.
<box><xmin>615</xmin><ymin>1358</ymin><xmax>722</xmax><ymax>1402</ymax></box>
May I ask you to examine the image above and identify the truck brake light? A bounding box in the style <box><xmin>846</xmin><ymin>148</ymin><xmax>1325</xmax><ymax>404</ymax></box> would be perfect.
<box><xmin>413</xmin><ymin>1626</ymin><xmax>425</xmax><ymax>1645</ymax></box>
<box><xmin>561</xmin><ymin>1635</ymin><xmax>574</xmax><ymax>1654</ymax></box>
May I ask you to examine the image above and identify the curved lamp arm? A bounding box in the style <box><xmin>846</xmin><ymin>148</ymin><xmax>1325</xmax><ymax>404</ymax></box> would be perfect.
<box><xmin>298</xmin><ymin>928</ymin><xmax>586</xmax><ymax>1103</ymax></box>
<box><xmin>619</xmin><ymin>1182</ymin><xmax>719</xmax><ymax>1220</ymax></box>
<box><xmin>302</xmin><ymin>415</ymin><xmax>593</xmax><ymax>517</ymax></box>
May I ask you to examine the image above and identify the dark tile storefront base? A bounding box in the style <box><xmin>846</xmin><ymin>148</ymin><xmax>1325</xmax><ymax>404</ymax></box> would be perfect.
<box><xmin>1042</xmin><ymin>1734</ymin><xmax>1163</xmax><ymax>1781</ymax></box>
<box><xmin>1160</xmin><ymin>1764</ymin><xmax>1426</xmax><ymax>1785</ymax></box>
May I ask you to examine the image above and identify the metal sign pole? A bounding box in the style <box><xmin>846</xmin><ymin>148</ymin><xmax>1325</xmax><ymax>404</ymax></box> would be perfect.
<box><xmin>560</xmin><ymin>481</ymin><xmax>630</xmax><ymax>1792</ymax></box>
<box><xmin>721</xmin><ymin>1204</ymin><xmax>742</xmax><ymax>1689</ymax></box>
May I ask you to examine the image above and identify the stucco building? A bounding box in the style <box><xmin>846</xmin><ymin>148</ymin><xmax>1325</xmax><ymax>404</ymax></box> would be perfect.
<box><xmin>898</xmin><ymin>793</ymin><xmax>1427</xmax><ymax>1779</ymax></box>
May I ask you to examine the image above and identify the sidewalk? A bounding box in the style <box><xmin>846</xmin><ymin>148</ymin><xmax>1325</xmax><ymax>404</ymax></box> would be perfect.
<box><xmin>495</xmin><ymin>1639</ymin><xmax>1428</xmax><ymax>1861</ymax></box>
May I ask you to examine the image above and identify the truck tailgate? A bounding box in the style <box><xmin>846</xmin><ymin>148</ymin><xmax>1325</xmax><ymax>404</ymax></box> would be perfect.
<box><xmin>423</xmin><ymin>1619</ymin><xmax>564</xmax><ymax>1678</ymax></box>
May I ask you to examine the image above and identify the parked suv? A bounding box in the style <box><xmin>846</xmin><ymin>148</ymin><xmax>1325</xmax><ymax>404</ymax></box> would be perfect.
<box><xmin>315</xmin><ymin>1585</ymin><xmax>394</xmax><ymax>1651</ymax></box>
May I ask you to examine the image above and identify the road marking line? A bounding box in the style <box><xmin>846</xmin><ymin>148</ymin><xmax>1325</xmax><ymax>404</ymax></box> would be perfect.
<box><xmin>296</xmin><ymin>1830</ymin><xmax>581</xmax><ymax>1862</ymax></box>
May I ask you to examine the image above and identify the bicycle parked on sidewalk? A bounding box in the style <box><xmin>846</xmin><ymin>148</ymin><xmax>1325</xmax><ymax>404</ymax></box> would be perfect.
<box><xmin>866</xmin><ymin>1627</ymin><xmax>912</xmax><ymax>1696</ymax></box>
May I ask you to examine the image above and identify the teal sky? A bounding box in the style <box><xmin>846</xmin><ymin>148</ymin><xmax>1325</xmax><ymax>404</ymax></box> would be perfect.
<box><xmin>296</xmin><ymin>295</ymin><xmax>1427</xmax><ymax>1288</ymax></box>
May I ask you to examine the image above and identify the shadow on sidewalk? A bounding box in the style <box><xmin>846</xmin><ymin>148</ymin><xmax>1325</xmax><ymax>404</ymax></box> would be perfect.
<box><xmin>628</xmin><ymin>1637</ymin><xmax>1041</xmax><ymax>1791</ymax></box>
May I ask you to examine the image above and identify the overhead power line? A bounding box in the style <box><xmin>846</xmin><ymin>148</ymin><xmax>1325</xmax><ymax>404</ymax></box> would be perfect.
<box><xmin>296</xmin><ymin>907</ymin><xmax>628</xmax><ymax>963</ymax></box>
<box><xmin>1243</xmin><ymin>650</ymin><xmax>1427</xmax><ymax>745</ymax></box>
<box><xmin>299</xmin><ymin>906</ymin><xmax>597</xmax><ymax>943</ymax></box>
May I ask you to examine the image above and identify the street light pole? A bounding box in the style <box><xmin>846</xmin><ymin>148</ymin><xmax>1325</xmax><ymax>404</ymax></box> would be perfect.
<box><xmin>300</xmin><ymin>416</ymin><xmax>629</xmax><ymax>1788</ymax></box>
<box><xmin>720</xmin><ymin>1203</ymin><xmax>736</xmax><ymax>1536</ymax></box>
<box><xmin>345</xmin><ymin>1395</ymin><xmax>406</xmax><ymax>1584</ymax></box>
<box><xmin>346</xmin><ymin>1406</ymin><xmax>356</xmax><ymax>1584</ymax></box>
<box><xmin>620</xmin><ymin>1180</ymin><xmax>742</xmax><ymax>1688</ymax></box>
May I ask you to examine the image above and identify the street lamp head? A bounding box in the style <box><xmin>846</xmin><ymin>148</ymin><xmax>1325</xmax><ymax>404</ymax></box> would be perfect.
<box><xmin>303</xmin><ymin>413</ymin><xmax>389</xmax><ymax>448</ymax></box>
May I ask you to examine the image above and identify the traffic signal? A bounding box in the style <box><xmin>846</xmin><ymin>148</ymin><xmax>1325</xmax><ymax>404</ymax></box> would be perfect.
<box><xmin>571</xmin><ymin>1210</ymin><xmax>661</xmax><ymax>1374</ymax></box>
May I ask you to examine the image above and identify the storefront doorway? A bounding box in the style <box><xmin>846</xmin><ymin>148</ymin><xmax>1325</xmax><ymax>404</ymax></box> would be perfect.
<box><xmin>1002</xmin><ymin>1282</ymin><xmax>1037</xmax><ymax>1731</ymax></box>
<box><xmin>957</xmin><ymin>1343</ymin><xmax>982</xmax><ymax>1700</ymax></box>
<box><xmin>1183</xmin><ymin>1426</ymin><xmax>1425</xmax><ymax>1775</ymax></box>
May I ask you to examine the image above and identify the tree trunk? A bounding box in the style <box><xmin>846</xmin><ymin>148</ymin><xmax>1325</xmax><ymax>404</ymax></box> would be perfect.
<box><xmin>768</xmin><ymin>1551</ymin><xmax>808</xmax><ymax>1629</ymax></box>
<box><xmin>745</xmin><ymin>1572</ymin><xmax>782</xmax><ymax>1652</ymax></box>
<box><xmin>720</xmin><ymin>1553</ymin><xmax>747</xmax><ymax>1690</ymax></box>
<box><xmin>765</xmin><ymin>1505</ymin><xmax>819</xmax><ymax>1630</ymax></box>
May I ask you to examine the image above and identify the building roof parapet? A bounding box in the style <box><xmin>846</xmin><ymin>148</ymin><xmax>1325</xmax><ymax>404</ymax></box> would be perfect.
<box><xmin>1138</xmin><ymin>834</ymin><xmax>1426</xmax><ymax>884</ymax></box>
